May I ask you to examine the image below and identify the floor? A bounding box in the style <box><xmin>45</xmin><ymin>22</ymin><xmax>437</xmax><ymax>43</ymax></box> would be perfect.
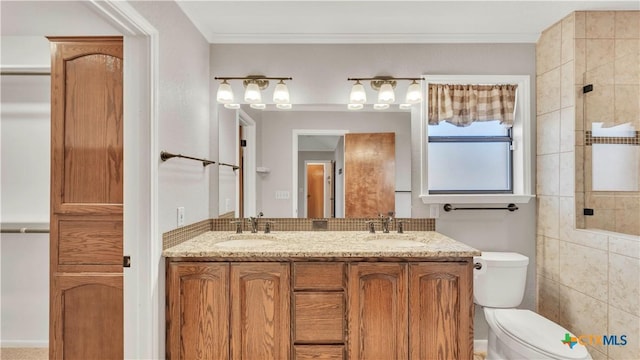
<box><xmin>0</xmin><ymin>347</ymin><xmax>487</xmax><ymax>359</ymax></box>
<box><xmin>474</xmin><ymin>350</ymin><xmax>487</xmax><ymax>360</ymax></box>
<box><xmin>0</xmin><ymin>348</ymin><xmax>47</xmax><ymax>360</ymax></box>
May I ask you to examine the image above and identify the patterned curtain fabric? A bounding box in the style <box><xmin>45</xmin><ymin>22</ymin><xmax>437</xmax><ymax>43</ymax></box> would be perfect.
<box><xmin>428</xmin><ymin>84</ymin><xmax>518</xmax><ymax>127</ymax></box>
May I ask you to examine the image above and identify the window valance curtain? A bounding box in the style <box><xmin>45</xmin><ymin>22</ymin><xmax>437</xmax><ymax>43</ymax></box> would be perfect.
<box><xmin>428</xmin><ymin>84</ymin><xmax>518</xmax><ymax>127</ymax></box>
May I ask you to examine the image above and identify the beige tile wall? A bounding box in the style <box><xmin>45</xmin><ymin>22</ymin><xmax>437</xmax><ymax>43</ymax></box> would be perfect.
<box><xmin>536</xmin><ymin>11</ymin><xmax>640</xmax><ymax>360</ymax></box>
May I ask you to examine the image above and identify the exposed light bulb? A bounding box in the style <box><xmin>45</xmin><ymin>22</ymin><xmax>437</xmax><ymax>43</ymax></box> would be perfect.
<box><xmin>224</xmin><ymin>103</ymin><xmax>240</xmax><ymax>109</ymax></box>
<box><xmin>378</xmin><ymin>82</ymin><xmax>395</xmax><ymax>104</ymax></box>
<box><xmin>250</xmin><ymin>103</ymin><xmax>266</xmax><ymax>110</ymax></box>
<box><xmin>349</xmin><ymin>81</ymin><xmax>367</xmax><ymax>104</ymax></box>
<box><xmin>373</xmin><ymin>103</ymin><xmax>389</xmax><ymax>110</ymax></box>
<box><xmin>216</xmin><ymin>80</ymin><xmax>234</xmax><ymax>104</ymax></box>
<box><xmin>405</xmin><ymin>80</ymin><xmax>422</xmax><ymax>104</ymax></box>
<box><xmin>244</xmin><ymin>81</ymin><xmax>262</xmax><ymax>103</ymax></box>
<box><xmin>348</xmin><ymin>103</ymin><xmax>364</xmax><ymax>110</ymax></box>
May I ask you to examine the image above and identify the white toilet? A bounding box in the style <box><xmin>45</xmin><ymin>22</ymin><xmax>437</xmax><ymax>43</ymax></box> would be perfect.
<box><xmin>474</xmin><ymin>252</ymin><xmax>592</xmax><ymax>360</ymax></box>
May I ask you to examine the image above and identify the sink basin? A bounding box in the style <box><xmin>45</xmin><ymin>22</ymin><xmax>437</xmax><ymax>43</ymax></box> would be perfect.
<box><xmin>368</xmin><ymin>239</ymin><xmax>427</xmax><ymax>247</ymax></box>
<box><xmin>366</xmin><ymin>235</ymin><xmax>426</xmax><ymax>248</ymax></box>
<box><xmin>215</xmin><ymin>234</ymin><xmax>276</xmax><ymax>247</ymax></box>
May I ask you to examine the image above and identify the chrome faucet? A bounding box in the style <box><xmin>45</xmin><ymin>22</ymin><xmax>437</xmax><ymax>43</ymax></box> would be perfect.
<box><xmin>248</xmin><ymin>212</ymin><xmax>264</xmax><ymax>233</ymax></box>
<box><xmin>380</xmin><ymin>211</ymin><xmax>394</xmax><ymax>233</ymax></box>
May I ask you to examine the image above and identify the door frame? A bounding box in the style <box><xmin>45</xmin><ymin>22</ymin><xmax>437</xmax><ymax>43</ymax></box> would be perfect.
<box><xmin>292</xmin><ymin>129</ymin><xmax>348</xmax><ymax>218</ymax></box>
<box><xmin>303</xmin><ymin>161</ymin><xmax>332</xmax><ymax>218</ymax></box>
<box><xmin>86</xmin><ymin>2</ymin><xmax>159</xmax><ymax>359</ymax></box>
<box><xmin>237</xmin><ymin>109</ymin><xmax>256</xmax><ymax>218</ymax></box>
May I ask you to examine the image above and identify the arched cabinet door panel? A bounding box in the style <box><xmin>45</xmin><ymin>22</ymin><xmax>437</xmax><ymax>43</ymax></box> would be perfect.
<box><xmin>51</xmin><ymin>275</ymin><xmax>123</xmax><ymax>359</ymax></box>
<box><xmin>49</xmin><ymin>37</ymin><xmax>124</xmax><ymax>359</ymax></box>
<box><xmin>409</xmin><ymin>262</ymin><xmax>473</xmax><ymax>360</ymax></box>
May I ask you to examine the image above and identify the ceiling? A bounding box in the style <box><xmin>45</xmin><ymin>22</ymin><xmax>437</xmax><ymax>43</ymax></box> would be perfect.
<box><xmin>1</xmin><ymin>1</ymin><xmax>637</xmax><ymax>43</ymax></box>
<box><xmin>176</xmin><ymin>0</ymin><xmax>640</xmax><ymax>44</ymax></box>
<box><xmin>299</xmin><ymin>135</ymin><xmax>342</xmax><ymax>151</ymax></box>
<box><xmin>0</xmin><ymin>1</ymin><xmax>120</xmax><ymax>36</ymax></box>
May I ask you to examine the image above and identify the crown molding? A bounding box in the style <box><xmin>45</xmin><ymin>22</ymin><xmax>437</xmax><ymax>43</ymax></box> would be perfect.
<box><xmin>206</xmin><ymin>32</ymin><xmax>539</xmax><ymax>44</ymax></box>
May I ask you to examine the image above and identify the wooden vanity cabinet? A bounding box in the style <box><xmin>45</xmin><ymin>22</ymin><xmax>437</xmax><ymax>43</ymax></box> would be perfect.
<box><xmin>230</xmin><ymin>263</ymin><xmax>291</xmax><ymax>360</ymax></box>
<box><xmin>166</xmin><ymin>260</ymin><xmax>472</xmax><ymax>360</ymax></box>
<box><xmin>167</xmin><ymin>262</ymin><xmax>290</xmax><ymax>360</ymax></box>
<box><xmin>167</xmin><ymin>263</ymin><xmax>229</xmax><ymax>360</ymax></box>
<box><xmin>293</xmin><ymin>263</ymin><xmax>346</xmax><ymax>360</ymax></box>
<box><xmin>348</xmin><ymin>262</ymin><xmax>473</xmax><ymax>360</ymax></box>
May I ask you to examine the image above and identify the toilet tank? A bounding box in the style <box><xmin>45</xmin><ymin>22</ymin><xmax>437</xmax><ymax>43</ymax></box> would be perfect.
<box><xmin>473</xmin><ymin>252</ymin><xmax>529</xmax><ymax>308</ymax></box>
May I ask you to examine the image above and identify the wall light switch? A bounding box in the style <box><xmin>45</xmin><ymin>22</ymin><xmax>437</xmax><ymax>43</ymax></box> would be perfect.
<box><xmin>177</xmin><ymin>207</ymin><xmax>185</xmax><ymax>227</ymax></box>
<box><xmin>275</xmin><ymin>191</ymin><xmax>290</xmax><ymax>200</ymax></box>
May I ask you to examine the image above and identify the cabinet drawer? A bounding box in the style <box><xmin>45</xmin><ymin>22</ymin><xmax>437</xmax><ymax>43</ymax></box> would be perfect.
<box><xmin>294</xmin><ymin>292</ymin><xmax>345</xmax><ymax>343</ymax></box>
<box><xmin>294</xmin><ymin>345</ymin><xmax>344</xmax><ymax>360</ymax></box>
<box><xmin>294</xmin><ymin>263</ymin><xmax>344</xmax><ymax>290</ymax></box>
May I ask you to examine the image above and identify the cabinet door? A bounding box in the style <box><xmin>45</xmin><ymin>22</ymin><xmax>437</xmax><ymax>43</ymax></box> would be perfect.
<box><xmin>409</xmin><ymin>262</ymin><xmax>473</xmax><ymax>360</ymax></box>
<box><xmin>230</xmin><ymin>263</ymin><xmax>290</xmax><ymax>360</ymax></box>
<box><xmin>167</xmin><ymin>263</ymin><xmax>230</xmax><ymax>360</ymax></box>
<box><xmin>348</xmin><ymin>263</ymin><xmax>408</xmax><ymax>360</ymax></box>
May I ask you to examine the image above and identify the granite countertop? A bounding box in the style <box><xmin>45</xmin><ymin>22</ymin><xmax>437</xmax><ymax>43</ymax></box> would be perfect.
<box><xmin>163</xmin><ymin>231</ymin><xmax>480</xmax><ymax>258</ymax></box>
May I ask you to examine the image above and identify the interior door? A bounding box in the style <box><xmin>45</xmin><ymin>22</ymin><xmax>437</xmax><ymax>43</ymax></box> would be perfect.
<box><xmin>344</xmin><ymin>133</ymin><xmax>395</xmax><ymax>218</ymax></box>
<box><xmin>307</xmin><ymin>164</ymin><xmax>325</xmax><ymax>218</ymax></box>
<box><xmin>49</xmin><ymin>36</ymin><xmax>124</xmax><ymax>359</ymax></box>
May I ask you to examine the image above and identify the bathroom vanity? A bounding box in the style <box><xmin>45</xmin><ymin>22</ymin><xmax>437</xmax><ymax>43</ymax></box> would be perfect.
<box><xmin>163</xmin><ymin>231</ymin><xmax>480</xmax><ymax>360</ymax></box>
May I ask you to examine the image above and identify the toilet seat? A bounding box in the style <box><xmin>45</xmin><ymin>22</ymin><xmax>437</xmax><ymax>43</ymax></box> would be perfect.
<box><xmin>485</xmin><ymin>308</ymin><xmax>591</xmax><ymax>360</ymax></box>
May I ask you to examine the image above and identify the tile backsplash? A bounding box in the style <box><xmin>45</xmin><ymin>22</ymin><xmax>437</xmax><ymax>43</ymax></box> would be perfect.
<box><xmin>163</xmin><ymin>217</ymin><xmax>435</xmax><ymax>249</ymax></box>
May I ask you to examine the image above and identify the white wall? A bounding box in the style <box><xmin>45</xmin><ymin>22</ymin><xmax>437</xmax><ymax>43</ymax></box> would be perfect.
<box><xmin>129</xmin><ymin>1</ymin><xmax>211</xmax><ymax>234</ymax></box>
<box><xmin>0</xmin><ymin>35</ymin><xmax>52</xmax><ymax>348</ymax></box>
<box><xmin>0</xmin><ymin>74</ymin><xmax>50</xmax><ymax>223</ymax></box>
<box><xmin>0</xmin><ymin>234</ymin><xmax>49</xmax><ymax>347</ymax></box>
<box><xmin>217</xmin><ymin>107</ymin><xmax>236</xmax><ymax>216</ymax></box>
<box><xmin>119</xmin><ymin>2</ymin><xmax>211</xmax><ymax>357</ymax></box>
<box><xmin>211</xmin><ymin>43</ymin><xmax>537</xmax><ymax>340</ymax></box>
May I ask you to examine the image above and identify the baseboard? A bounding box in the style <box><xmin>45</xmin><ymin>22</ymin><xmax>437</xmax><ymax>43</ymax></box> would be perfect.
<box><xmin>474</xmin><ymin>339</ymin><xmax>488</xmax><ymax>352</ymax></box>
<box><xmin>1</xmin><ymin>340</ymin><xmax>48</xmax><ymax>347</ymax></box>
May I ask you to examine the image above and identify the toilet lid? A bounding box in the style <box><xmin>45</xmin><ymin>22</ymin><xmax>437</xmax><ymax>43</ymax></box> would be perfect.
<box><xmin>493</xmin><ymin>309</ymin><xmax>590</xmax><ymax>360</ymax></box>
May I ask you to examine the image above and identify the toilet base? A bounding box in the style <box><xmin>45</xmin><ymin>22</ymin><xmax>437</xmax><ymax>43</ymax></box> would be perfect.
<box><xmin>484</xmin><ymin>308</ymin><xmax>593</xmax><ymax>360</ymax></box>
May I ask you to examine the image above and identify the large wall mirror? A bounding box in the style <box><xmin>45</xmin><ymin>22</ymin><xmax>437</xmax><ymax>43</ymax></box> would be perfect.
<box><xmin>218</xmin><ymin>104</ymin><xmax>413</xmax><ymax>218</ymax></box>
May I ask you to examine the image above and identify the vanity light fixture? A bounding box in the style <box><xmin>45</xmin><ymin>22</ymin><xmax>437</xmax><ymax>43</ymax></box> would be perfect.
<box><xmin>349</xmin><ymin>80</ymin><xmax>367</xmax><ymax>104</ymax></box>
<box><xmin>276</xmin><ymin>103</ymin><xmax>292</xmax><ymax>110</ymax></box>
<box><xmin>348</xmin><ymin>103</ymin><xmax>364</xmax><ymax>110</ymax></box>
<box><xmin>273</xmin><ymin>80</ymin><xmax>290</xmax><ymax>104</ymax></box>
<box><xmin>250</xmin><ymin>103</ymin><xmax>266</xmax><ymax>110</ymax></box>
<box><xmin>373</xmin><ymin>103</ymin><xmax>390</xmax><ymax>110</ymax></box>
<box><xmin>405</xmin><ymin>80</ymin><xmax>422</xmax><ymax>104</ymax></box>
<box><xmin>216</xmin><ymin>80</ymin><xmax>234</xmax><ymax>104</ymax></box>
<box><xmin>214</xmin><ymin>75</ymin><xmax>293</xmax><ymax>108</ymax></box>
<box><xmin>244</xmin><ymin>81</ymin><xmax>262</xmax><ymax>103</ymax></box>
<box><xmin>347</xmin><ymin>76</ymin><xmax>422</xmax><ymax>106</ymax></box>
<box><xmin>376</xmin><ymin>81</ymin><xmax>395</xmax><ymax>104</ymax></box>
<box><xmin>398</xmin><ymin>103</ymin><xmax>413</xmax><ymax>110</ymax></box>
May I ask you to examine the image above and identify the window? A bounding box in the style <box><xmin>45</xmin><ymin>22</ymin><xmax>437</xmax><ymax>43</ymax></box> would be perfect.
<box><xmin>420</xmin><ymin>75</ymin><xmax>534</xmax><ymax>204</ymax></box>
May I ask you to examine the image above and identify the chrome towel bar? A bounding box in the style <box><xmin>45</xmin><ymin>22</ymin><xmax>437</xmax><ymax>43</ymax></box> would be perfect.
<box><xmin>443</xmin><ymin>203</ymin><xmax>518</xmax><ymax>212</ymax></box>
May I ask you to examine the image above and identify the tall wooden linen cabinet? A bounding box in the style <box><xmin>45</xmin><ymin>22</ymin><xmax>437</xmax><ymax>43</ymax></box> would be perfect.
<box><xmin>48</xmin><ymin>37</ymin><xmax>124</xmax><ymax>359</ymax></box>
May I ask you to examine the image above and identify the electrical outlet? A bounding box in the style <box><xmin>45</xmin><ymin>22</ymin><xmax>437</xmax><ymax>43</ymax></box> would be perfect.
<box><xmin>177</xmin><ymin>207</ymin><xmax>185</xmax><ymax>227</ymax></box>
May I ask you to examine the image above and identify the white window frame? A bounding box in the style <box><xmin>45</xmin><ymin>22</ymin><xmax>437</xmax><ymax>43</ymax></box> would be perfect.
<box><xmin>419</xmin><ymin>75</ymin><xmax>534</xmax><ymax>204</ymax></box>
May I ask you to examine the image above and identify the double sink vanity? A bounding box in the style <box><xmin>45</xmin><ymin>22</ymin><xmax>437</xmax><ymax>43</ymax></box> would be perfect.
<box><xmin>163</xmin><ymin>223</ymin><xmax>480</xmax><ymax>360</ymax></box>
